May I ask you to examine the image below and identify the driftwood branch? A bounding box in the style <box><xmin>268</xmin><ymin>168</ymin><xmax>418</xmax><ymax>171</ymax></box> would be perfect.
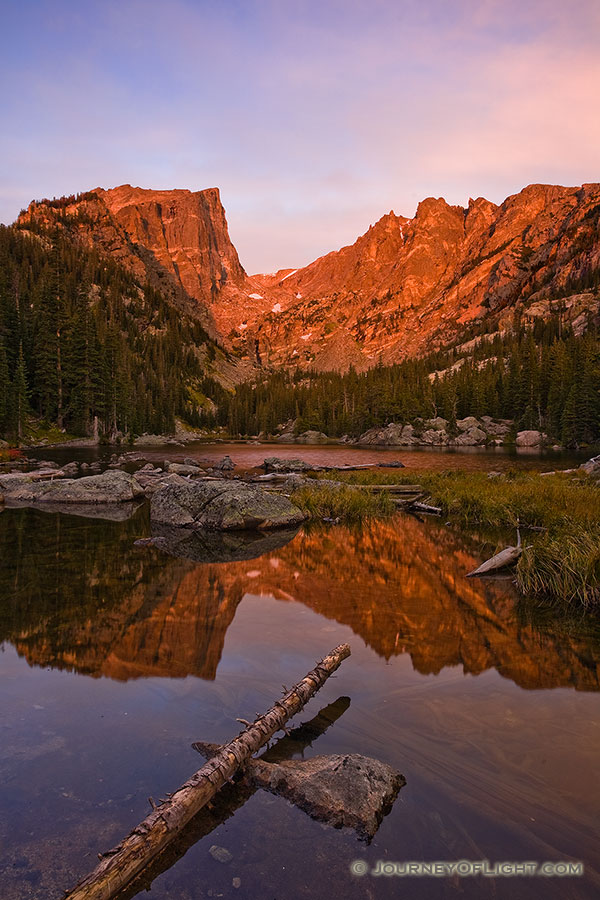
<box><xmin>466</xmin><ymin>527</ymin><xmax>522</xmax><ymax>577</ymax></box>
<box><xmin>64</xmin><ymin>644</ymin><xmax>351</xmax><ymax>900</ymax></box>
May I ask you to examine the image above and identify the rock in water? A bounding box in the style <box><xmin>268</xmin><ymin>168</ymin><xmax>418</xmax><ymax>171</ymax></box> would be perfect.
<box><xmin>208</xmin><ymin>845</ymin><xmax>233</xmax><ymax>864</ymax></box>
<box><xmin>263</xmin><ymin>457</ymin><xmax>319</xmax><ymax>473</ymax></box>
<box><xmin>249</xmin><ymin>753</ymin><xmax>405</xmax><ymax>841</ymax></box>
<box><xmin>2</xmin><ymin>470</ymin><xmax>144</xmax><ymax>503</ymax></box>
<box><xmin>215</xmin><ymin>455</ymin><xmax>235</xmax><ymax>471</ymax></box>
<box><xmin>150</xmin><ymin>478</ymin><xmax>306</xmax><ymax>530</ymax></box>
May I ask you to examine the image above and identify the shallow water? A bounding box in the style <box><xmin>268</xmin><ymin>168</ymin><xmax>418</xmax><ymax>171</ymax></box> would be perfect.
<box><xmin>26</xmin><ymin>439</ymin><xmax>590</xmax><ymax>474</ymax></box>
<box><xmin>0</xmin><ymin>503</ymin><xmax>599</xmax><ymax>899</ymax></box>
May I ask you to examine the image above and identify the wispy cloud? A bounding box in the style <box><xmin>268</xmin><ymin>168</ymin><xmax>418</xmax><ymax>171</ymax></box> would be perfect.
<box><xmin>1</xmin><ymin>0</ymin><xmax>599</xmax><ymax>270</ymax></box>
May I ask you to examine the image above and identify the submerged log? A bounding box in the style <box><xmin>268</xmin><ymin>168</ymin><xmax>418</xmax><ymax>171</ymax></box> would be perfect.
<box><xmin>192</xmin><ymin>697</ymin><xmax>404</xmax><ymax>842</ymax></box>
<box><xmin>466</xmin><ymin>528</ymin><xmax>522</xmax><ymax>577</ymax></box>
<box><xmin>356</xmin><ymin>484</ymin><xmax>423</xmax><ymax>493</ymax></box>
<box><xmin>64</xmin><ymin>644</ymin><xmax>351</xmax><ymax>900</ymax></box>
<box><xmin>409</xmin><ymin>501</ymin><xmax>442</xmax><ymax>516</ymax></box>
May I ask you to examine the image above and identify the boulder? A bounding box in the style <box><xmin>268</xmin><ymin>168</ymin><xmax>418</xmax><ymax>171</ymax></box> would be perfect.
<box><xmin>150</xmin><ymin>479</ymin><xmax>306</xmax><ymax>530</ymax></box>
<box><xmin>426</xmin><ymin>416</ymin><xmax>449</xmax><ymax>432</ymax></box>
<box><xmin>581</xmin><ymin>455</ymin><xmax>600</xmax><ymax>477</ymax></box>
<box><xmin>456</xmin><ymin>416</ymin><xmax>482</xmax><ymax>432</ymax></box>
<box><xmin>134</xmin><ymin>471</ymin><xmax>189</xmax><ymax>497</ymax></box>
<box><xmin>295</xmin><ymin>430</ymin><xmax>330</xmax><ymax>444</ymax></box>
<box><xmin>214</xmin><ymin>455</ymin><xmax>235</xmax><ymax>471</ymax></box>
<box><xmin>61</xmin><ymin>462</ymin><xmax>80</xmax><ymax>476</ymax></box>
<box><xmin>452</xmin><ymin>426</ymin><xmax>487</xmax><ymax>446</ymax></box>
<box><xmin>358</xmin><ymin>423</ymin><xmax>416</xmax><ymax>446</ymax></box>
<box><xmin>420</xmin><ymin>428</ymin><xmax>448</xmax><ymax>445</ymax></box>
<box><xmin>249</xmin><ymin>753</ymin><xmax>405</xmax><ymax>840</ymax></box>
<box><xmin>276</xmin><ymin>433</ymin><xmax>296</xmax><ymax>443</ymax></box>
<box><xmin>263</xmin><ymin>457</ymin><xmax>319</xmax><ymax>473</ymax></box>
<box><xmin>3</xmin><ymin>470</ymin><xmax>144</xmax><ymax>504</ymax></box>
<box><xmin>0</xmin><ymin>473</ymin><xmax>35</xmax><ymax>492</ymax></box>
<box><xmin>166</xmin><ymin>462</ymin><xmax>203</xmax><ymax>476</ymax></box>
<box><xmin>516</xmin><ymin>430</ymin><xmax>546</xmax><ymax>447</ymax></box>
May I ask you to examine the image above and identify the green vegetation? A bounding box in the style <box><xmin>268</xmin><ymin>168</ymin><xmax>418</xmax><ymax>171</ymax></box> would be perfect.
<box><xmin>327</xmin><ymin>468</ymin><xmax>600</xmax><ymax>607</ymax></box>
<box><xmin>291</xmin><ymin>482</ymin><xmax>394</xmax><ymax>521</ymax></box>
<box><xmin>205</xmin><ymin>316</ymin><xmax>600</xmax><ymax>447</ymax></box>
<box><xmin>0</xmin><ymin>225</ymin><xmax>222</xmax><ymax>442</ymax></box>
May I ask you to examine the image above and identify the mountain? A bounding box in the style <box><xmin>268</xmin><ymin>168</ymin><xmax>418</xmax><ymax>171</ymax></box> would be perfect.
<box><xmin>245</xmin><ymin>183</ymin><xmax>600</xmax><ymax>370</ymax></box>
<box><xmin>18</xmin><ymin>185</ymin><xmax>250</xmax><ymax>338</ymax></box>
<box><xmin>15</xmin><ymin>182</ymin><xmax>600</xmax><ymax>374</ymax></box>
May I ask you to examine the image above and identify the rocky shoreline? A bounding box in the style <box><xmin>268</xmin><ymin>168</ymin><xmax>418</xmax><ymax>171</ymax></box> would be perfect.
<box><xmin>12</xmin><ymin>417</ymin><xmax>588</xmax><ymax>453</ymax></box>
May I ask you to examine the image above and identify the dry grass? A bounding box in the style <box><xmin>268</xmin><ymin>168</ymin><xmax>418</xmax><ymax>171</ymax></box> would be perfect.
<box><xmin>329</xmin><ymin>468</ymin><xmax>600</xmax><ymax>608</ymax></box>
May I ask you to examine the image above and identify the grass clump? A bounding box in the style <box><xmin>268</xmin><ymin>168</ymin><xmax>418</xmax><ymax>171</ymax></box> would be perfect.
<box><xmin>329</xmin><ymin>468</ymin><xmax>600</xmax><ymax>608</ymax></box>
<box><xmin>291</xmin><ymin>483</ymin><xmax>394</xmax><ymax>522</ymax></box>
<box><xmin>517</xmin><ymin>525</ymin><xmax>600</xmax><ymax>607</ymax></box>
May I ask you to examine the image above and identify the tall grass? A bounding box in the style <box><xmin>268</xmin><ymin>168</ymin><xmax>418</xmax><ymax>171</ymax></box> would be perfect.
<box><xmin>291</xmin><ymin>483</ymin><xmax>394</xmax><ymax>522</ymax></box>
<box><xmin>327</xmin><ymin>469</ymin><xmax>600</xmax><ymax>608</ymax></box>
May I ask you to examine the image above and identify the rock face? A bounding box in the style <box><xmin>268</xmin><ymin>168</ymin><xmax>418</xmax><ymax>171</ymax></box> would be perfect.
<box><xmin>150</xmin><ymin>479</ymin><xmax>306</xmax><ymax>530</ymax></box>
<box><xmin>18</xmin><ymin>181</ymin><xmax>600</xmax><ymax>370</ymax></box>
<box><xmin>19</xmin><ymin>185</ymin><xmax>248</xmax><ymax>338</ymax></box>
<box><xmin>2</xmin><ymin>470</ymin><xmax>144</xmax><ymax>503</ymax></box>
<box><xmin>249</xmin><ymin>753</ymin><xmax>405</xmax><ymax>840</ymax></box>
<box><xmin>248</xmin><ymin>183</ymin><xmax>600</xmax><ymax>370</ymax></box>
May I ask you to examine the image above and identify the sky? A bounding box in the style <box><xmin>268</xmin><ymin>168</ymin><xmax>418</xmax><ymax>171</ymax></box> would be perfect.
<box><xmin>1</xmin><ymin>0</ymin><xmax>599</xmax><ymax>272</ymax></box>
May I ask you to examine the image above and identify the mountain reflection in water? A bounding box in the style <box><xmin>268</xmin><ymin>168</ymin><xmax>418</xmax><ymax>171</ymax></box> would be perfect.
<box><xmin>1</xmin><ymin>505</ymin><xmax>598</xmax><ymax>691</ymax></box>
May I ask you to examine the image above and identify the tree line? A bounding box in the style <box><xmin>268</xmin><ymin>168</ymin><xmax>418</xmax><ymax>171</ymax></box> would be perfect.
<box><xmin>0</xmin><ymin>225</ymin><xmax>216</xmax><ymax>442</ymax></box>
<box><xmin>202</xmin><ymin>314</ymin><xmax>600</xmax><ymax>447</ymax></box>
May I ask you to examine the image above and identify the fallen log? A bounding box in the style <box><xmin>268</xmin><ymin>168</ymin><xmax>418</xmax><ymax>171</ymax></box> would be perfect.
<box><xmin>356</xmin><ymin>483</ymin><xmax>423</xmax><ymax>493</ymax></box>
<box><xmin>408</xmin><ymin>501</ymin><xmax>442</xmax><ymax>516</ymax></box>
<box><xmin>466</xmin><ymin>528</ymin><xmax>522</xmax><ymax>577</ymax></box>
<box><xmin>64</xmin><ymin>644</ymin><xmax>351</xmax><ymax>900</ymax></box>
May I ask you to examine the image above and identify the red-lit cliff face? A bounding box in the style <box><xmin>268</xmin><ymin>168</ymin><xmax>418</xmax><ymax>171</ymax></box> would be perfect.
<box><xmin>242</xmin><ymin>183</ymin><xmax>600</xmax><ymax>370</ymax></box>
<box><xmin>18</xmin><ymin>182</ymin><xmax>600</xmax><ymax>369</ymax></box>
<box><xmin>18</xmin><ymin>185</ymin><xmax>254</xmax><ymax>338</ymax></box>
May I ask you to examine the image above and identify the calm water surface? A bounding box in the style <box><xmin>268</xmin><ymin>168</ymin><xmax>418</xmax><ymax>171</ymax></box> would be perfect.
<box><xmin>1</xmin><ymin>467</ymin><xmax>599</xmax><ymax>899</ymax></box>
<box><xmin>27</xmin><ymin>439</ymin><xmax>591</xmax><ymax>473</ymax></box>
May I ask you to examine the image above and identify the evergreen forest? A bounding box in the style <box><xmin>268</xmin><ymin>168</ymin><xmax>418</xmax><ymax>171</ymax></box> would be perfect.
<box><xmin>0</xmin><ymin>225</ymin><xmax>216</xmax><ymax>441</ymax></box>
<box><xmin>203</xmin><ymin>317</ymin><xmax>600</xmax><ymax>447</ymax></box>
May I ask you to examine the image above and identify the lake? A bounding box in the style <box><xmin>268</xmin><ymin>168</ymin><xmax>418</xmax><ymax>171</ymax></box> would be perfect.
<box><xmin>1</xmin><ymin>445</ymin><xmax>599</xmax><ymax>899</ymax></box>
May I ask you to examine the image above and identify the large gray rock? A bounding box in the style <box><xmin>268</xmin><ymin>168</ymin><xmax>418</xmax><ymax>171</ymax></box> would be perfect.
<box><xmin>425</xmin><ymin>416</ymin><xmax>448</xmax><ymax>432</ymax></box>
<box><xmin>263</xmin><ymin>457</ymin><xmax>319</xmax><ymax>473</ymax></box>
<box><xmin>456</xmin><ymin>416</ymin><xmax>482</xmax><ymax>432</ymax></box>
<box><xmin>581</xmin><ymin>455</ymin><xmax>600</xmax><ymax>477</ymax></box>
<box><xmin>358</xmin><ymin>423</ymin><xmax>416</xmax><ymax>446</ymax></box>
<box><xmin>249</xmin><ymin>753</ymin><xmax>405</xmax><ymax>840</ymax></box>
<box><xmin>166</xmin><ymin>462</ymin><xmax>204</xmax><ymax>476</ymax></box>
<box><xmin>295</xmin><ymin>430</ymin><xmax>330</xmax><ymax>444</ymax></box>
<box><xmin>452</xmin><ymin>426</ymin><xmax>487</xmax><ymax>446</ymax></box>
<box><xmin>4</xmin><ymin>470</ymin><xmax>144</xmax><ymax>503</ymax></box>
<box><xmin>421</xmin><ymin>428</ymin><xmax>448</xmax><ymax>445</ymax></box>
<box><xmin>135</xmin><ymin>471</ymin><xmax>190</xmax><ymax>497</ymax></box>
<box><xmin>0</xmin><ymin>473</ymin><xmax>35</xmax><ymax>492</ymax></box>
<box><xmin>150</xmin><ymin>479</ymin><xmax>306</xmax><ymax>530</ymax></box>
<box><xmin>516</xmin><ymin>430</ymin><xmax>546</xmax><ymax>447</ymax></box>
